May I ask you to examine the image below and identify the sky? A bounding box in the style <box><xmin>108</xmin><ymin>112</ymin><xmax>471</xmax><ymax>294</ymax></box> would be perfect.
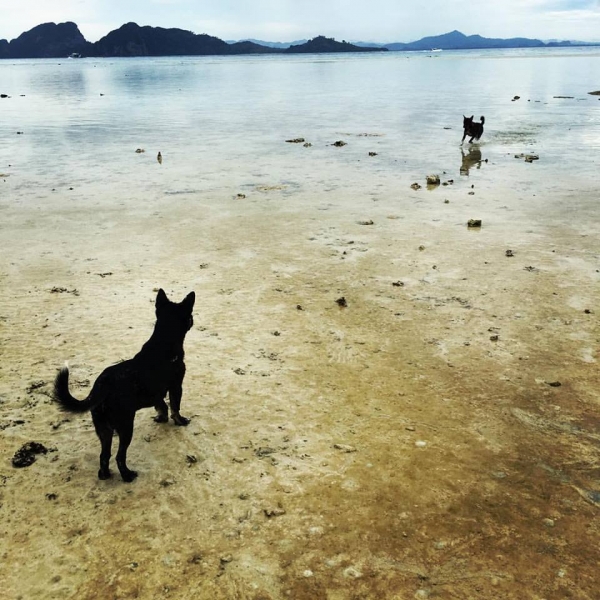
<box><xmin>1</xmin><ymin>0</ymin><xmax>599</xmax><ymax>43</ymax></box>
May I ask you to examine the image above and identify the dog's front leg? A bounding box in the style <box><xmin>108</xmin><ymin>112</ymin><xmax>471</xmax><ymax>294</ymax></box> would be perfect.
<box><xmin>168</xmin><ymin>382</ymin><xmax>190</xmax><ymax>426</ymax></box>
<box><xmin>461</xmin><ymin>131</ymin><xmax>467</xmax><ymax>144</ymax></box>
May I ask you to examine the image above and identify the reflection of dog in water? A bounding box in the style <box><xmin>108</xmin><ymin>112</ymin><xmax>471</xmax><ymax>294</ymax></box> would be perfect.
<box><xmin>460</xmin><ymin>146</ymin><xmax>483</xmax><ymax>175</ymax></box>
<box><xmin>461</xmin><ymin>115</ymin><xmax>485</xmax><ymax>144</ymax></box>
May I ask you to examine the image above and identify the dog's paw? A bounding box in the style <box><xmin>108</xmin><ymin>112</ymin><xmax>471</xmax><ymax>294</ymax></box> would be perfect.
<box><xmin>172</xmin><ymin>414</ymin><xmax>190</xmax><ymax>426</ymax></box>
<box><xmin>121</xmin><ymin>469</ymin><xmax>138</xmax><ymax>483</ymax></box>
<box><xmin>98</xmin><ymin>468</ymin><xmax>112</xmax><ymax>480</ymax></box>
<box><xmin>153</xmin><ymin>412</ymin><xmax>169</xmax><ymax>423</ymax></box>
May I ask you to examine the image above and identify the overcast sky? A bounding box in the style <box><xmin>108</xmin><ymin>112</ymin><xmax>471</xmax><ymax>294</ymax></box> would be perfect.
<box><xmin>1</xmin><ymin>0</ymin><xmax>599</xmax><ymax>43</ymax></box>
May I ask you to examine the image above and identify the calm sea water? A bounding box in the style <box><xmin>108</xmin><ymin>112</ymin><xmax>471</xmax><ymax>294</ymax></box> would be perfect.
<box><xmin>1</xmin><ymin>47</ymin><xmax>599</xmax><ymax>207</ymax></box>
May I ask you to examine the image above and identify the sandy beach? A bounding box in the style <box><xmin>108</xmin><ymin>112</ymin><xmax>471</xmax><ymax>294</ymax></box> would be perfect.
<box><xmin>1</xmin><ymin>129</ymin><xmax>599</xmax><ymax>599</ymax></box>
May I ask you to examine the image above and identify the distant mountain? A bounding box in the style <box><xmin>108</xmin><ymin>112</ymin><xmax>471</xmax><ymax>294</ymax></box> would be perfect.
<box><xmin>228</xmin><ymin>40</ymin><xmax>285</xmax><ymax>54</ymax></box>
<box><xmin>286</xmin><ymin>36</ymin><xmax>386</xmax><ymax>53</ymax></box>
<box><xmin>93</xmin><ymin>22</ymin><xmax>230</xmax><ymax>56</ymax></box>
<box><xmin>0</xmin><ymin>23</ymin><xmax>596</xmax><ymax>59</ymax></box>
<box><xmin>5</xmin><ymin>21</ymin><xmax>92</xmax><ymax>58</ymax></box>
<box><xmin>226</xmin><ymin>38</ymin><xmax>308</xmax><ymax>49</ymax></box>
<box><xmin>385</xmin><ymin>30</ymin><xmax>546</xmax><ymax>51</ymax></box>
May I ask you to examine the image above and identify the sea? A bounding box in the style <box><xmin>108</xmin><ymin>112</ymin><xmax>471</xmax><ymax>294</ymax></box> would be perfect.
<box><xmin>0</xmin><ymin>47</ymin><xmax>599</xmax><ymax>210</ymax></box>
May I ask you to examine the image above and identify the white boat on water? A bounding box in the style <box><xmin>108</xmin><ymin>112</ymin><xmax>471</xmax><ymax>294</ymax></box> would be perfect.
<box><xmin>430</xmin><ymin>48</ymin><xmax>442</xmax><ymax>52</ymax></box>
<box><xmin>68</xmin><ymin>52</ymin><xmax>82</xmax><ymax>59</ymax></box>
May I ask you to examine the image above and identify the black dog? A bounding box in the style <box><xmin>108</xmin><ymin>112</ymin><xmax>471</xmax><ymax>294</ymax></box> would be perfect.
<box><xmin>461</xmin><ymin>115</ymin><xmax>485</xmax><ymax>144</ymax></box>
<box><xmin>53</xmin><ymin>289</ymin><xmax>195</xmax><ymax>482</ymax></box>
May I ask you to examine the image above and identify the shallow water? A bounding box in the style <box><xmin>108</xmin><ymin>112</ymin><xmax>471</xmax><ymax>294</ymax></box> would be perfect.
<box><xmin>0</xmin><ymin>47</ymin><xmax>599</xmax><ymax>209</ymax></box>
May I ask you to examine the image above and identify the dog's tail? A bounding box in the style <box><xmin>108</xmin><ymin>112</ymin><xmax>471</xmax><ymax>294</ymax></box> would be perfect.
<box><xmin>53</xmin><ymin>365</ymin><xmax>104</xmax><ymax>413</ymax></box>
<box><xmin>480</xmin><ymin>116</ymin><xmax>485</xmax><ymax>124</ymax></box>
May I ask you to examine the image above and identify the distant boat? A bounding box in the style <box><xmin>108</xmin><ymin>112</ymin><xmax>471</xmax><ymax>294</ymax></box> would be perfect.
<box><xmin>68</xmin><ymin>52</ymin><xmax>82</xmax><ymax>59</ymax></box>
<box><xmin>430</xmin><ymin>48</ymin><xmax>442</xmax><ymax>52</ymax></box>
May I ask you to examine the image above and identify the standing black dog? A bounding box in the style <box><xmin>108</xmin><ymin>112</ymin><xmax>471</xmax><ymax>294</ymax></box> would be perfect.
<box><xmin>461</xmin><ymin>115</ymin><xmax>485</xmax><ymax>144</ymax></box>
<box><xmin>53</xmin><ymin>288</ymin><xmax>195</xmax><ymax>482</ymax></box>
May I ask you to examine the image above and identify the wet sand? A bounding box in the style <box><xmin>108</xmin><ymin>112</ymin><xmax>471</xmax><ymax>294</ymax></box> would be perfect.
<box><xmin>1</xmin><ymin>141</ymin><xmax>599</xmax><ymax>599</ymax></box>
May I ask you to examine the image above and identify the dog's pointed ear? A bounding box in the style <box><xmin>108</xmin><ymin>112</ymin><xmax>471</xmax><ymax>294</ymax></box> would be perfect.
<box><xmin>470</xmin><ymin>115</ymin><xmax>474</xmax><ymax>119</ymax></box>
<box><xmin>156</xmin><ymin>288</ymin><xmax>168</xmax><ymax>309</ymax></box>
<box><xmin>183</xmin><ymin>291</ymin><xmax>195</xmax><ymax>310</ymax></box>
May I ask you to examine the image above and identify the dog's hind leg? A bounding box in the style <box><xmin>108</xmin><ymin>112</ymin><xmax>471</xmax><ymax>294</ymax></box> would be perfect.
<box><xmin>92</xmin><ymin>410</ymin><xmax>114</xmax><ymax>480</ymax></box>
<box><xmin>153</xmin><ymin>397</ymin><xmax>169</xmax><ymax>423</ymax></box>
<box><xmin>168</xmin><ymin>382</ymin><xmax>190</xmax><ymax>426</ymax></box>
<box><xmin>115</xmin><ymin>414</ymin><xmax>138</xmax><ymax>482</ymax></box>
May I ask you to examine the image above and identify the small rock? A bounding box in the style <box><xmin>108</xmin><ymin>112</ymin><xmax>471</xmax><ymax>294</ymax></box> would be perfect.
<box><xmin>512</xmin><ymin>95</ymin><xmax>520</xmax><ymax>101</ymax></box>
<box><xmin>185</xmin><ymin>454</ymin><xmax>197</xmax><ymax>464</ymax></box>
<box><xmin>584</xmin><ymin>309</ymin><xmax>592</xmax><ymax>314</ymax></box>
<box><xmin>135</xmin><ymin>148</ymin><xmax>145</xmax><ymax>153</ymax></box>
<box><xmin>515</xmin><ymin>153</ymin><xmax>539</xmax><ymax>162</ymax></box>
<box><xmin>264</xmin><ymin>506</ymin><xmax>286</xmax><ymax>518</ymax></box>
<box><xmin>332</xmin><ymin>140</ymin><xmax>347</xmax><ymax>147</ymax></box>
<box><xmin>343</xmin><ymin>566</ymin><xmax>362</xmax><ymax>578</ymax></box>
<box><xmin>467</xmin><ymin>219</ymin><xmax>482</xmax><ymax>228</ymax></box>
<box><xmin>285</xmin><ymin>138</ymin><xmax>305</xmax><ymax>143</ymax></box>
<box><xmin>415</xmin><ymin>440</ymin><xmax>427</xmax><ymax>448</ymax></box>
<box><xmin>334</xmin><ymin>443</ymin><xmax>357</xmax><ymax>453</ymax></box>
<box><xmin>426</xmin><ymin>174</ymin><xmax>440</xmax><ymax>186</ymax></box>
<box><xmin>410</xmin><ymin>182</ymin><xmax>422</xmax><ymax>190</ymax></box>
<box><xmin>368</xmin><ymin>151</ymin><xmax>378</xmax><ymax>156</ymax></box>
<box><xmin>418</xmin><ymin>245</ymin><xmax>425</xmax><ymax>251</ymax></box>
<box><xmin>12</xmin><ymin>441</ymin><xmax>48</xmax><ymax>468</ymax></box>
<box><xmin>357</xmin><ymin>219</ymin><xmax>374</xmax><ymax>225</ymax></box>
<box><xmin>303</xmin><ymin>569</ymin><xmax>314</xmax><ymax>578</ymax></box>
<box><xmin>490</xmin><ymin>335</ymin><xmax>499</xmax><ymax>342</ymax></box>
<box><xmin>505</xmin><ymin>249</ymin><xmax>514</xmax><ymax>257</ymax></box>
<box><xmin>236</xmin><ymin>193</ymin><xmax>246</xmax><ymax>199</ymax></box>
<box><xmin>335</xmin><ymin>297</ymin><xmax>347</xmax><ymax>308</ymax></box>
<box><xmin>157</xmin><ymin>151</ymin><xmax>162</xmax><ymax>164</ymax></box>
<box><xmin>392</xmin><ymin>281</ymin><xmax>404</xmax><ymax>287</ymax></box>
<box><xmin>255</xmin><ymin>446</ymin><xmax>276</xmax><ymax>457</ymax></box>
<box><xmin>547</xmin><ymin>381</ymin><xmax>562</xmax><ymax>387</ymax></box>
<box><xmin>543</xmin><ymin>518</ymin><xmax>555</xmax><ymax>527</ymax></box>
<box><xmin>45</xmin><ymin>493</ymin><xmax>58</xmax><ymax>500</ymax></box>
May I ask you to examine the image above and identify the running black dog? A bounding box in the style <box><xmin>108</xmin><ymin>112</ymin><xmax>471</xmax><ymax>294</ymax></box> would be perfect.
<box><xmin>53</xmin><ymin>289</ymin><xmax>195</xmax><ymax>482</ymax></box>
<box><xmin>461</xmin><ymin>115</ymin><xmax>485</xmax><ymax>144</ymax></box>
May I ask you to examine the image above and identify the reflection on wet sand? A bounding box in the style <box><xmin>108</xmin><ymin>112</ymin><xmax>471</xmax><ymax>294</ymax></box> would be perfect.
<box><xmin>460</xmin><ymin>145</ymin><xmax>483</xmax><ymax>175</ymax></box>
